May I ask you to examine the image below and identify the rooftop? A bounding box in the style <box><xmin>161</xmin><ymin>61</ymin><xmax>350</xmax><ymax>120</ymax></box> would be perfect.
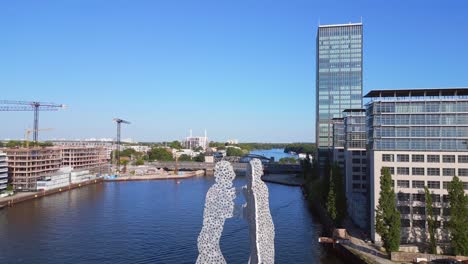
<box><xmin>319</xmin><ymin>22</ymin><xmax>362</xmax><ymax>28</ymax></box>
<box><xmin>364</xmin><ymin>87</ymin><xmax>468</xmax><ymax>98</ymax></box>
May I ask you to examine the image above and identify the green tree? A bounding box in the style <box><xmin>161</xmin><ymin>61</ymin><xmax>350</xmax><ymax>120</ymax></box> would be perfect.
<box><xmin>194</xmin><ymin>153</ymin><xmax>205</xmax><ymax>162</ymax></box>
<box><xmin>332</xmin><ymin>163</ymin><xmax>347</xmax><ymax>225</ymax></box>
<box><xmin>6</xmin><ymin>184</ymin><xmax>13</xmax><ymax>192</ymax></box>
<box><xmin>38</xmin><ymin>141</ymin><xmax>53</xmax><ymax>147</ymax></box>
<box><xmin>148</xmin><ymin>147</ymin><xmax>174</xmax><ymax>161</ymax></box>
<box><xmin>169</xmin><ymin>141</ymin><xmax>183</xmax><ymax>150</ymax></box>
<box><xmin>375</xmin><ymin>167</ymin><xmax>401</xmax><ymax>256</ymax></box>
<box><xmin>6</xmin><ymin>140</ymin><xmax>22</xmax><ymax>148</ymax></box>
<box><xmin>178</xmin><ymin>154</ymin><xmax>192</xmax><ymax>161</ymax></box>
<box><xmin>278</xmin><ymin>157</ymin><xmax>297</xmax><ymax>164</ymax></box>
<box><xmin>447</xmin><ymin>175</ymin><xmax>468</xmax><ymax>256</ymax></box>
<box><xmin>134</xmin><ymin>158</ymin><xmax>144</xmax><ymax>166</ymax></box>
<box><xmin>194</xmin><ymin>146</ymin><xmax>204</xmax><ymax>152</ymax></box>
<box><xmin>326</xmin><ymin>173</ymin><xmax>337</xmax><ymax>222</ymax></box>
<box><xmin>424</xmin><ymin>186</ymin><xmax>437</xmax><ymax>254</ymax></box>
<box><xmin>226</xmin><ymin>147</ymin><xmax>244</xmax><ymax>157</ymax></box>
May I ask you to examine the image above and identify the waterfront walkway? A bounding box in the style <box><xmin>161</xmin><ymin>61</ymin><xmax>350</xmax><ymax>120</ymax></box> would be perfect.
<box><xmin>342</xmin><ymin>219</ymin><xmax>395</xmax><ymax>264</ymax></box>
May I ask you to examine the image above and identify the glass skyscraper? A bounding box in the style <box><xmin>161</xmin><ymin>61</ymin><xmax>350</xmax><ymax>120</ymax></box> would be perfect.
<box><xmin>316</xmin><ymin>23</ymin><xmax>363</xmax><ymax>169</ymax></box>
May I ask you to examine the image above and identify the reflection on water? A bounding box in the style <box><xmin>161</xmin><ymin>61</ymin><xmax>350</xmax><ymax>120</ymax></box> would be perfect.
<box><xmin>0</xmin><ymin>176</ymin><xmax>342</xmax><ymax>264</ymax></box>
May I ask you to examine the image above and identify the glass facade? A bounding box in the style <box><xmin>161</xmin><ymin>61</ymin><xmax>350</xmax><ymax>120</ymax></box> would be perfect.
<box><xmin>367</xmin><ymin>98</ymin><xmax>468</xmax><ymax>151</ymax></box>
<box><xmin>344</xmin><ymin>110</ymin><xmax>366</xmax><ymax>149</ymax></box>
<box><xmin>316</xmin><ymin>23</ymin><xmax>363</xmax><ymax>167</ymax></box>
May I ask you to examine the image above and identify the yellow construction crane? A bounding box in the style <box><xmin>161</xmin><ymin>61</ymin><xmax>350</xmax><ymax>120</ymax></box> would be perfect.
<box><xmin>24</xmin><ymin>128</ymin><xmax>54</xmax><ymax>148</ymax></box>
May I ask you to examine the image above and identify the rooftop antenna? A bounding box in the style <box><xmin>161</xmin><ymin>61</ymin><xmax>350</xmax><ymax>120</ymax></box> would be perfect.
<box><xmin>190</xmin><ymin>128</ymin><xmax>192</xmax><ymax>137</ymax></box>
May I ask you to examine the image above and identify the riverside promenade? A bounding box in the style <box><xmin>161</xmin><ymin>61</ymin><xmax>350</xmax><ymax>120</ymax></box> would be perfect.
<box><xmin>0</xmin><ymin>178</ymin><xmax>104</xmax><ymax>208</ymax></box>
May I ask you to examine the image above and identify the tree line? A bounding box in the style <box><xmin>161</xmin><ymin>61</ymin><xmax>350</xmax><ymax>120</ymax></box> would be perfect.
<box><xmin>376</xmin><ymin>168</ymin><xmax>468</xmax><ymax>256</ymax></box>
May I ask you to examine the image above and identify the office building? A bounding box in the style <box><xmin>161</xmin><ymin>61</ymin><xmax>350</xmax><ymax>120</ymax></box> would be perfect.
<box><xmin>342</xmin><ymin>109</ymin><xmax>368</xmax><ymax>229</ymax></box>
<box><xmin>366</xmin><ymin>88</ymin><xmax>468</xmax><ymax>243</ymax></box>
<box><xmin>332</xmin><ymin>118</ymin><xmax>345</xmax><ymax>169</ymax></box>
<box><xmin>316</xmin><ymin>23</ymin><xmax>363</xmax><ymax>170</ymax></box>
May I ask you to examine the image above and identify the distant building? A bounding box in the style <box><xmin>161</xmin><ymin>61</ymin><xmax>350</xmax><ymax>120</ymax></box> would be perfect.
<box><xmin>316</xmin><ymin>23</ymin><xmax>363</xmax><ymax>171</ymax></box>
<box><xmin>122</xmin><ymin>145</ymin><xmax>151</xmax><ymax>153</ymax></box>
<box><xmin>0</xmin><ymin>151</ymin><xmax>7</xmax><ymax>192</ymax></box>
<box><xmin>184</xmin><ymin>130</ymin><xmax>208</xmax><ymax>150</ymax></box>
<box><xmin>366</xmin><ymin>88</ymin><xmax>468</xmax><ymax>244</ymax></box>
<box><xmin>226</xmin><ymin>139</ymin><xmax>239</xmax><ymax>145</ymax></box>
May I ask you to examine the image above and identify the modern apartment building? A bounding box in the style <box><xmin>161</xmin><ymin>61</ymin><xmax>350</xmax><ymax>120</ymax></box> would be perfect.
<box><xmin>316</xmin><ymin>23</ymin><xmax>363</xmax><ymax>170</ymax></box>
<box><xmin>0</xmin><ymin>151</ymin><xmax>8</xmax><ymax>192</ymax></box>
<box><xmin>184</xmin><ymin>130</ymin><xmax>208</xmax><ymax>150</ymax></box>
<box><xmin>366</xmin><ymin>88</ymin><xmax>468</xmax><ymax>243</ymax></box>
<box><xmin>6</xmin><ymin>147</ymin><xmax>62</xmax><ymax>191</ymax></box>
<box><xmin>342</xmin><ymin>109</ymin><xmax>368</xmax><ymax>229</ymax></box>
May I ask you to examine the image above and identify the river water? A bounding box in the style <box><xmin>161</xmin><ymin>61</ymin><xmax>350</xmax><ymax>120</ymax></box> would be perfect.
<box><xmin>0</xmin><ymin>151</ymin><xmax>342</xmax><ymax>264</ymax></box>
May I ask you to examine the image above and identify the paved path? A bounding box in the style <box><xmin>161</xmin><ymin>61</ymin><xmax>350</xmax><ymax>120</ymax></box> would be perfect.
<box><xmin>342</xmin><ymin>218</ymin><xmax>396</xmax><ymax>264</ymax></box>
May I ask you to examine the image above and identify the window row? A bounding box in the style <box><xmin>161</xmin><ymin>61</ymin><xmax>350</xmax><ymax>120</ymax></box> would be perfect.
<box><xmin>394</xmin><ymin>180</ymin><xmax>468</xmax><ymax>190</ymax></box>
<box><xmin>372</xmin><ymin>101</ymin><xmax>468</xmax><ymax>114</ymax></box>
<box><xmin>382</xmin><ymin>154</ymin><xmax>468</xmax><ymax>163</ymax></box>
<box><xmin>374</xmin><ymin>139</ymin><xmax>468</xmax><ymax>151</ymax></box>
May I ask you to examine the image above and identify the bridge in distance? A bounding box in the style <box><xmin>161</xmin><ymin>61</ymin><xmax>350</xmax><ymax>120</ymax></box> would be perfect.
<box><xmin>149</xmin><ymin>162</ymin><xmax>303</xmax><ymax>174</ymax></box>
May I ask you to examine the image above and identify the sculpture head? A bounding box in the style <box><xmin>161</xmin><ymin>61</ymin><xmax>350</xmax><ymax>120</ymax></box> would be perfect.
<box><xmin>246</xmin><ymin>158</ymin><xmax>263</xmax><ymax>187</ymax></box>
<box><xmin>214</xmin><ymin>160</ymin><xmax>235</xmax><ymax>187</ymax></box>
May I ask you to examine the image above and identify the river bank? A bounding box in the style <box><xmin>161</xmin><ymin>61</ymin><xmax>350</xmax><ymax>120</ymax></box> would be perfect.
<box><xmin>0</xmin><ymin>178</ymin><xmax>104</xmax><ymax>208</ymax></box>
<box><xmin>107</xmin><ymin>170</ymin><xmax>205</xmax><ymax>181</ymax></box>
<box><xmin>261</xmin><ymin>173</ymin><xmax>304</xmax><ymax>186</ymax></box>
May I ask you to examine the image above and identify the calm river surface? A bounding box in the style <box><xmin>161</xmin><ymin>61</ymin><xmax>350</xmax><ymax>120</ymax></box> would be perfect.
<box><xmin>0</xmin><ymin>176</ymin><xmax>342</xmax><ymax>263</ymax></box>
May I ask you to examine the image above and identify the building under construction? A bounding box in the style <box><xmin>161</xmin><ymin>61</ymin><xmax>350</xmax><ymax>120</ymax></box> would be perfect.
<box><xmin>6</xmin><ymin>146</ymin><xmax>109</xmax><ymax>192</ymax></box>
<box><xmin>61</xmin><ymin>146</ymin><xmax>107</xmax><ymax>170</ymax></box>
<box><xmin>6</xmin><ymin>147</ymin><xmax>62</xmax><ymax>191</ymax></box>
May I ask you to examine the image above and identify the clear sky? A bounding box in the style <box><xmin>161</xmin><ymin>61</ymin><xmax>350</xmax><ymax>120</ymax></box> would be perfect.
<box><xmin>1</xmin><ymin>0</ymin><xmax>467</xmax><ymax>143</ymax></box>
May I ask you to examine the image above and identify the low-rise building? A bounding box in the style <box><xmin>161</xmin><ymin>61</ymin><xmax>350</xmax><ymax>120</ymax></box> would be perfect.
<box><xmin>36</xmin><ymin>167</ymin><xmax>96</xmax><ymax>191</ymax></box>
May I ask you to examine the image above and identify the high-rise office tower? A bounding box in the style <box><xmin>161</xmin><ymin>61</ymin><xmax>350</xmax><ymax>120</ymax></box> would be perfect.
<box><xmin>316</xmin><ymin>23</ymin><xmax>363</xmax><ymax>170</ymax></box>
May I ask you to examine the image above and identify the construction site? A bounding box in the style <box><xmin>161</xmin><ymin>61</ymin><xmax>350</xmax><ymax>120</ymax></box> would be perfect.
<box><xmin>0</xmin><ymin>100</ymin><xmax>122</xmax><ymax>193</ymax></box>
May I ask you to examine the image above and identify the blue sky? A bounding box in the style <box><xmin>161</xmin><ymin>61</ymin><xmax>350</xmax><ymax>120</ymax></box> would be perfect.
<box><xmin>1</xmin><ymin>0</ymin><xmax>467</xmax><ymax>143</ymax></box>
